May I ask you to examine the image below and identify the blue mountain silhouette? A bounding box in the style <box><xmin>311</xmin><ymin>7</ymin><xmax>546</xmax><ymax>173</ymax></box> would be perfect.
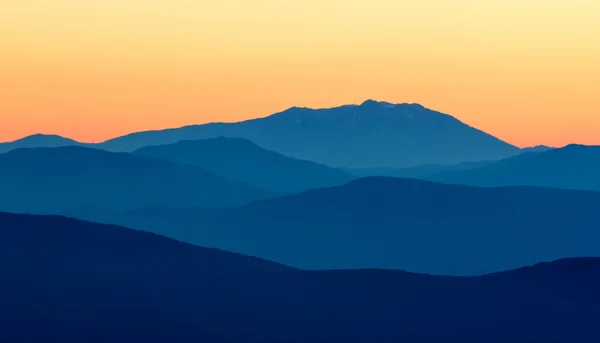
<box><xmin>0</xmin><ymin>134</ymin><xmax>82</xmax><ymax>153</ymax></box>
<box><xmin>0</xmin><ymin>146</ymin><xmax>271</xmax><ymax>214</ymax></box>
<box><xmin>74</xmin><ymin>177</ymin><xmax>600</xmax><ymax>275</ymax></box>
<box><xmin>2</xmin><ymin>211</ymin><xmax>599</xmax><ymax>343</ymax></box>
<box><xmin>133</xmin><ymin>137</ymin><xmax>355</xmax><ymax>192</ymax></box>
<box><xmin>429</xmin><ymin>144</ymin><xmax>600</xmax><ymax>191</ymax></box>
<box><xmin>92</xmin><ymin>100</ymin><xmax>520</xmax><ymax>167</ymax></box>
<box><xmin>521</xmin><ymin>145</ymin><xmax>554</xmax><ymax>153</ymax></box>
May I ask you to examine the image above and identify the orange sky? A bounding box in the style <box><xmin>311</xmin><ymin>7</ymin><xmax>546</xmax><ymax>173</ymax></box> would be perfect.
<box><xmin>1</xmin><ymin>0</ymin><xmax>599</xmax><ymax>147</ymax></box>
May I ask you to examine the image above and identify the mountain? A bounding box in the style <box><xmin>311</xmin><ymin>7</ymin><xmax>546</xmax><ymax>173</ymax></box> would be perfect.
<box><xmin>430</xmin><ymin>144</ymin><xmax>600</xmax><ymax>191</ymax></box>
<box><xmin>521</xmin><ymin>145</ymin><xmax>554</xmax><ymax>153</ymax></box>
<box><xmin>2</xmin><ymin>211</ymin><xmax>600</xmax><ymax>343</ymax></box>
<box><xmin>133</xmin><ymin>137</ymin><xmax>355</xmax><ymax>193</ymax></box>
<box><xmin>0</xmin><ymin>134</ymin><xmax>83</xmax><ymax>153</ymax></box>
<box><xmin>77</xmin><ymin>177</ymin><xmax>600</xmax><ymax>276</ymax></box>
<box><xmin>0</xmin><ymin>146</ymin><xmax>271</xmax><ymax>214</ymax></box>
<box><xmin>96</xmin><ymin>100</ymin><xmax>520</xmax><ymax>168</ymax></box>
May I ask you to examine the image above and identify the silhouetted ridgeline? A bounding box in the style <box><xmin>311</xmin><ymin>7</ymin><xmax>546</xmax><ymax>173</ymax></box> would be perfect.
<box><xmin>72</xmin><ymin>177</ymin><xmax>600</xmax><ymax>276</ymax></box>
<box><xmin>0</xmin><ymin>100</ymin><xmax>520</xmax><ymax>167</ymax></box>
<box><xmin>429</xmin><ymin>144</ymin><xmax>600</xmax><ymax>191</ymax></box>
<box><xmin>99</xmin><ymin>100</ymin><xmax>520</xmax><ymax>168</ymax></box>
<box><xmin>0</xmin><ymin>146</ymin><xmax>271</xmax><ymax>213</ymax></box>
<box><xmin>346</xmin><ymin>144</ymin><xmax>600</xmax><ymax>193</ymax></box>
<box><xmin>133</xmin><ymin>137</ymin><xmax>354</xmax><ymax>193</ymax></box>
<box><xmin>1</xmin><ymin>212</ymin><xmax>599</xmax><ymax>343</ymax></box>
<box><xmin>0</xmin><ymin>134</ymin><xmax>82</xmax><ymax>153</ymax></box>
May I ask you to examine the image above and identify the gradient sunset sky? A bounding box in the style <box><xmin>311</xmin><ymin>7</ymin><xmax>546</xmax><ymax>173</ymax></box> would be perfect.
<box><xmin>1</xmin><ymin>0</ymin><xmax>599</xmax><ymax>147</ymax></box>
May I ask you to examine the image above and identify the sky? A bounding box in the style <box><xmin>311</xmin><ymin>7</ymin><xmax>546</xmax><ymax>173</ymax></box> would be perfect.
<box><xmin>1</xmin><ymin>0</ymin><xmax>599</xmax><ymax>147</ymax></box>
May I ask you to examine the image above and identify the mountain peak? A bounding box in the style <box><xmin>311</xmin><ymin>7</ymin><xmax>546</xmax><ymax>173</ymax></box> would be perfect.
<box><xmin>521</xmin><ymin>145</ymin><xmax>554</xmax><ymax>153</ymax></box>
<box><xmin>360</xmin><ymin>99</ymin><xmax>394</xmax><ymax>108</ymax></box>
<box><xmin>358</xmin><ymin>100</ymin><xmax>427</xmax><ymax>110</ymax></box>
<box><xmin>93</xmin><ymin>101</ymin><xmax>519</xmax><ymax>168</ymax></box>
<box><xmin>15</xmin><ymin>133</ymin><xmax>75</xmax><ymax>143</ymax></box>
<box><xmin>0</xmin><ymin>133</ymin><xmax>83</xmax><ymax>154</ymax></box>
<box><xmin>563</xmin><ymin>143</ymin><xmax>592</xmax><ymax>149</ymax></box>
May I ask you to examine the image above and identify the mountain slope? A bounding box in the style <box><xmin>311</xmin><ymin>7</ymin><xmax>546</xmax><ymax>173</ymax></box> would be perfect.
<box><xmin>2</xmin><ymin>212</ymin><xmax>599</xmax><ymax>343</ymax></box>
<box><xmin>79</xmin><ymin>177</ymin><xmax>600</xmax><ymax>276</ymax></box>
<box><xmin>430</xmin><ymin>144</ymin><xmax>600</xmax><ymax>191</ymax></box>
<box><xmin>343</xmin><ymin>160</ymin><xmax>493</xmax><ymax>179</ymax></box>
<box><xmin>133</xmin><ymin>137</ymin><xmax>355</xmax><ymax>192</ymax></box>
<box><xmin>98</xmin><ymin>100</ymin><xmax>520</xmax><ymax>168</ymax></box>
<box><xmin>0</xmin><ymin>146</ymin><xmax>271</xmax><ymax>214</ymax></box>
<box><xmin>0</xmin><ymin>134</ymin><xmax>83</xmax><ymax>153</ymax></box>
<box><xmin>345</xmin><ymin>150</ymin><xmax>547</xmax><ymax>179</ymax></box>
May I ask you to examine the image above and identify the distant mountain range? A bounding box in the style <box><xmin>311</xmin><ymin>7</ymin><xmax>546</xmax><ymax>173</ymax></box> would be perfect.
<box><xmin>428</xmin><ymin>144</ymin><xmax>600</xmax><ymax>191</ymax></box>
<box><xmin>0</xmin><ymin>100</ymin><xmax>521</xmax><ymax>167</ymax></box>
<box><xmin>346</xmin><ymin>144</ymin><xmax>600</xmax><ymax>193</ymax></box>
<box><xmin>2</xmin><ymin>211</ymin><xmax>599</xmax><ymax>343</ymax></box>
<box><xmin>74</xmin><ymin>177</ymin><xmax>600</xmax><ymax>276</ymax></box>
<box><xmin>133</xmin><ymin>137</ymin><xmax>354</xmax><ymax>193</ymax></box>
<box><xmin>0</xmin><ymin>146</ymin><xmax>271</xmax><ymax>214</ymax></box>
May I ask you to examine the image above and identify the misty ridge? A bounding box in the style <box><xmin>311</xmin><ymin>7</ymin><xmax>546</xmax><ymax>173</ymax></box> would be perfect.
<box><xmin>2</xmin><ymin>100</ymin><xmax>600</xmax><ymax>342</ymax></box>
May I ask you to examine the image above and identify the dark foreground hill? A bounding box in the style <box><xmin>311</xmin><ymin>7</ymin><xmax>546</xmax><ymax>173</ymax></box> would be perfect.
<box><xmin>0</xmin><ymin>146</ymin><xmax>270</xmax><ymax>213</ymax></box>
<box><xmin>97</xmin><ymin>100</ymin><xmax>520</xmax><ymax>167</ymax></box>
<box><xmin>430</xmin><ymin>144</ymin><xmax>600</xmax><ymax>191</ymax></box>
<box><xmin>133</xmin><ymin>137</ymin><xmax>354</xmax><ymax>193</ymax></box>
<box><xmin>79</xmin><ymin>177</ymin><xmax>600</xmax><ymax>275</ymax></box>
<box><xmin>1</xmin><ymin>212</ymin><xmax>599</xmax><ymax>343</ymax></box>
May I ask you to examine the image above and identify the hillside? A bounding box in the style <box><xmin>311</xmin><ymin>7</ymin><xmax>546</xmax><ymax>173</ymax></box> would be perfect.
<box><xmin>133</xmin><ymin>137</ymin><xmax>354</xmax><ymax>192</ymax></box>
<box><xmin>0</xmin><ymin>146</ymin><xmax>271</xmax><ymax>214</ymax></box>
<box><xmin>77</xmin><ymin>177</ymin><xmax>600</xmax><ymax>275</ymax></box>
<box><xmin>0</xmin><ymin>134</ymin><xmax>83</xmax><ymax>153</ymax></box>
<box><xmin>2</xmin><ymin>212</ymin><xmax>599</xmax><ymax>343</ymax></box>
<box><xmin>430</xmin><ymin>144</ymin><xmax>600</xmax><ymax>191</ymax></box>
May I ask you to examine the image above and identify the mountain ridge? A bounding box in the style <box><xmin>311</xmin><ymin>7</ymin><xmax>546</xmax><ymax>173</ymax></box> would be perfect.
<box><xmin>0</xmin><ymin>134</ymin><xmax>83</xmax><ymax>153</ymax></box>
<box><xmin>0</xmin><ymin>146</ymin><xmax>272</xmax><ymax>213</ymax></box>
<box><xmin>132</xmin><ymin>137</ymin><xmax>355</xmax><ymax>192</ymax></box>
<box><xmin>1</xmin><ymin>101</ymin><xmax>521</xmax><ymax>168</ymax></box>
<box><xmin>2</xmin><ymin>211</ymin><xmax>600</xmax><ymax>343</ymax></box>
<box><xmin>73</xmin><ymin>176</ymin><xmax>600</xmax><ymax>276</ymax></box>
<box><xmin>429</xmin><ymin>144</ymin><xmax>600</xmax><ymax>191</ymax></box>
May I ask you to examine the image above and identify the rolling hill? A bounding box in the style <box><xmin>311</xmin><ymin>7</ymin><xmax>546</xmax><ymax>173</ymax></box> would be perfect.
<box><xmin>0</xmin><ymin>134</ymin><xmax>83</xmax><ymax>153</ymax></box>
<box><xmin>0</xmin><ymin>146</ymin><xmax>271</xmax><ymax>214</ymax></box>
<box><xmin>2</xmin><ymin>212</ymin><xmax>599</xmax><ymax>343</ymax></box>
<box><xmin>76</xmin><ymin>177</ymin><xmax>600</xmax><ymax>276</ymax></box>
<box><xmin>133</xmin><ymin>137</ymin><xmax>354</xmax><ymax>193</ymax></box>
<box><xmin>430</xmin><ymin>144</ymin><xmax>600</xmax><ymax>191</ymax></box>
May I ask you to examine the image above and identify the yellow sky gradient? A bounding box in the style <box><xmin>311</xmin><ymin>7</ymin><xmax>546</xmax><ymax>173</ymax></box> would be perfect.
<box><xmin>1</xmin><ymin>0</ymin><xmax>599</xmax><ymax>147</ymax></box>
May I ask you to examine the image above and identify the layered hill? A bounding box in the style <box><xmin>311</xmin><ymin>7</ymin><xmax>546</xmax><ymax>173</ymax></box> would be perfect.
<box><xmin>2</xmin><ymin>212</ymin><xmax>599</xmax><ymax>343</ymax></box>
<box><xmin>133</xmin><ymin>137</ymin><xmax>354</xmax><ymax>193</ymax></box>
<box><xmin>0</xmin><ymin>134</ymin><xmax>83</xmax><ymax>153</ymax></box>
<box><xmin>0</xmin><ymin>146</ymin><xmax>271</xmax><ymax>214</ymax></box>
<box><xmin>77</xmin><ymin>177</ymin><xmax>600</xmax><ymax>275</ymax></box>
<box><xmin>430</xmin><ymin>144</ymin><xmax>600</xmax><ymax>191</ymax></box>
